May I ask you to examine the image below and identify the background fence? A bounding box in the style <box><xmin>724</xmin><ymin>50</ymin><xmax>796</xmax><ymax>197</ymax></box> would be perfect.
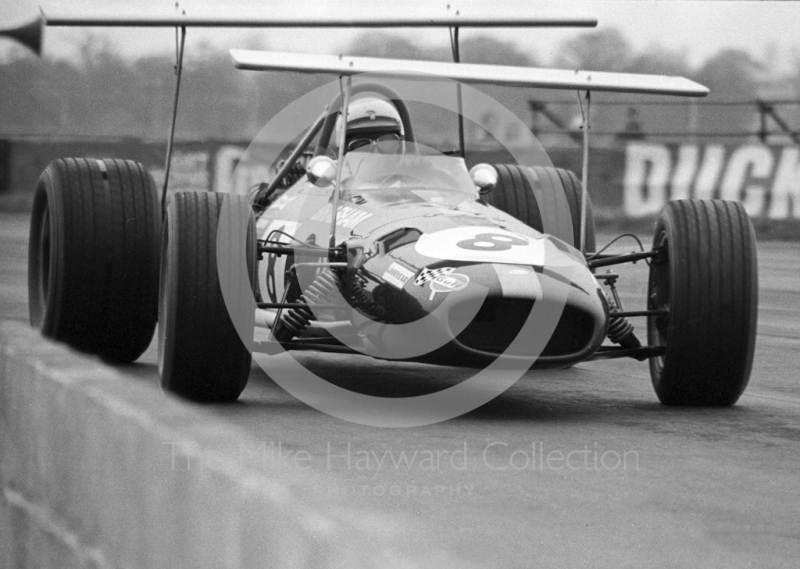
<box><xmin>2</xmin><ymin>136</ymin><xmax>799</xmax><ymax>225</ymax></box>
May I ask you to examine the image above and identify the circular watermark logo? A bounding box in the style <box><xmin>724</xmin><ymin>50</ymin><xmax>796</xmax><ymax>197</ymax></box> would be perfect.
<box><xmin>217</xmin><ymin>72</ymin><xmax>579</xmax><ymax>427</ymax></box>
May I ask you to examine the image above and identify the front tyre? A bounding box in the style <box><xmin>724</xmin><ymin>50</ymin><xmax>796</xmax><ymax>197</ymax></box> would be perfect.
<box><xmin>486</xmin><ymin>165</ymin><xmax>596</xmax><ymax>252</ymax></box>
<box><xmin>159</xmin><ymin>191</ymin><xmax>257</xmax><ymax>402</ymax></box>
<box><xmin>647</xmin><ymin>199</ymin><xmax>758</xmax><ymax>406</ymax></box>
<box><xmin>28</xmin><ymin>158</ymin><xmax>160</xmax><ymax>362</ymax></box>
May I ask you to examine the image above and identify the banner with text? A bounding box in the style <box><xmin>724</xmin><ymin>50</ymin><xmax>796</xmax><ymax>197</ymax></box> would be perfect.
<box><xmin>5</xmin><ymin>139</ymin><xmax>800</xmax><ymax>222</ymax></box>
<box><xmin>624</xmin><ymin>142</ymin><xmax>800</xmax><ymax>220</ymax></box>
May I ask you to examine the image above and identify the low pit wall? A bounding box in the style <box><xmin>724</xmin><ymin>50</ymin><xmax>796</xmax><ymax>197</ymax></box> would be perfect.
<box><xmin>0</xmin><ymin>321</ymin><xmax>447</xmax><ymax>569</ymax></box>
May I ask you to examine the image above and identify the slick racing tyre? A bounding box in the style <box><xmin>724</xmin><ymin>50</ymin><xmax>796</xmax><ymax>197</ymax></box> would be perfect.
<box><xmin>486</xmin><ymin>165</ymin><xmax>596</xmax><ymax>253</ymax></box>
<box><xmin>159</xmin><ymin>191</ymin><xmax>257</xmax><ymax>402</ymax></box>
<box><xmin>28</xmin><ymin>158</ymin><xmax>160</xmax><ymax>362</ymax></box>
<box><xmin>647</xmin><ymin>199</ymin><xmax>758</xmax><ymax>406</ymax></box>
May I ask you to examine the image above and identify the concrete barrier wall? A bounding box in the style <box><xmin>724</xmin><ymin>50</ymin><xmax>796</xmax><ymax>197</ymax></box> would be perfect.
<box><xmin>0</xmin><ymin>321</ymin><xmax>451</xmax><ymax>569</ymax></box>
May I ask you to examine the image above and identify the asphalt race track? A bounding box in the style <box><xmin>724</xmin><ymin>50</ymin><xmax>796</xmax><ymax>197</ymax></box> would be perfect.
<box><xmin>2</xmin><ymin>212</ymin><xmax>799</xmax><ymax>567</ymax></box>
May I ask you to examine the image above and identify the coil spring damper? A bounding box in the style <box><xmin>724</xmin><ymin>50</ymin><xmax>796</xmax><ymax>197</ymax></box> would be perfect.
<box><xmin>603</xmin><ymin>273</ymin><xmax>642</xmax><ymax>351</ymax></box>
<box><xmin>347</xmin><ymin>268</ymin><xmax>388</xmax><ymax>322</ymax></box>
<box><xmin>273</xmin><ymin>268</ymin><xmax>342</xmax><ymax>342</ymax></box>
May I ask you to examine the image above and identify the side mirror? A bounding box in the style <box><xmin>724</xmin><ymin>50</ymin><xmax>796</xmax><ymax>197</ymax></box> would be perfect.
<box><xmin>469</xmin><ymin>163</ymin><xmax>498</xmax><ymax>195</ymax></box>
<box><xmin>306</xmin><ymin>156</ymin><xmax>337</xmax><ymax>187</ymax></box>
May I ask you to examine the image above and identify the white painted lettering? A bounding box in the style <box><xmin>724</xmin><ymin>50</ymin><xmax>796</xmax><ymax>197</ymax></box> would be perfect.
<box><xmin>670</xmin><ymin>145</ymin><xmax>699</xmax><ymax>200</ymax></box>
<box><xmin>623</xmin><ymin>143</ymin><xmax>671</xmax><ymax>217</ymax></box>
<box><xmin>769</xmin><ymin>146</ymin><xmax>800</xmax><ymax>219</ymax></box>
<box><xmin>720</xmin><ymin>145</ymin><xmax>773</xmax><ymax>216</ymax></box>
<box><xmin>693</xmin><ymin>145</ymin><xmax>725</xmax><ymax>199</ymax></box>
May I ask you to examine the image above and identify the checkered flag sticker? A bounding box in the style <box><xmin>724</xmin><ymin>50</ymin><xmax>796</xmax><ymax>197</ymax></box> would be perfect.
<box><xmin>414</xmin><ymin>267</ymin><xmax>455</xmax><ymax>286</ymax></box>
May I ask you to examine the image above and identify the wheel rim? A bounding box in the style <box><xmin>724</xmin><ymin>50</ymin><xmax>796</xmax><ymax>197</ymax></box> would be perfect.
<box><xmin>648</xmin><ymin>230</ymin><xmax>670</xmax><ymax>373</ymax></box>
<box><xmin>29</xmin><ymin>191</ymin><xmax>52</xmax><ymax>330</ymax></box>
<box><xmin>38</xmin><ymin>205</ymin><xmax>51</xmax><ymax>308</ymax></box>
<box><xmin>157</xmin><ymin>217</ymin><xmax>170</xmax><ymax>378</ymax></box>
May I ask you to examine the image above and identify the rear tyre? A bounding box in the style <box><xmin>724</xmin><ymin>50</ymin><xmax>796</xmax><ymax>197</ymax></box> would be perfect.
<box><xmin>159</xmin><ymin>191</ymin><xmax>256</xmax><ymax>402</ymax></box>
<box><xmin>28</xmin><ymin>158</ymin><xmax>160</xmax><ymax>362</ymax></box>
<box><xmin>486</xmin><ymin>165</ymin><xmax>596</xmax><ymax>252</ymax></box>
<box><xmin>647</xmin><ymin>199</ymin><xmax>758</xmax><ymax>406</ymax></box>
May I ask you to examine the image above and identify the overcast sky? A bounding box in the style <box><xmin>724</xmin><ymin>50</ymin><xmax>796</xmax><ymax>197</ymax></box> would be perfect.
<box><xmin>3</xmin><ymin>0</ymin><xmax>800</xmax><ymax>73</ymax></box>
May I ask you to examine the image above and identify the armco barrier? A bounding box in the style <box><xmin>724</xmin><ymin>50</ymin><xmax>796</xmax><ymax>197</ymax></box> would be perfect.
<box><xmin>0</xmin><ymin>321</ymin><xmax>460</xmax><ymax>569</ymax></box>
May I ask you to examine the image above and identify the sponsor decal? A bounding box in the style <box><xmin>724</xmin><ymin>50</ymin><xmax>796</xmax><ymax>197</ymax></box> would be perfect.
<box><xmin>382</xmin><ymin>262</ymin><xmax>415</xmax><ymax>289</ymax></box>
<box><xmin>415</xmin><ymin>266</ymin><xmax>455</xmax><ymax>286</ymax></box>
<box><xmin>428</xmin><ymin>272</ymin><xmax>469</xmax><ymax>301</ymax></box>
<box><xmin>624</xmin><ymin>141</ymin><xmax>800</xmax><ymax>219</ymax></box>
<box><xmin>310</xmin><ymin>204</ymin><xmax>373</xmax><ymax>229</ymax></box>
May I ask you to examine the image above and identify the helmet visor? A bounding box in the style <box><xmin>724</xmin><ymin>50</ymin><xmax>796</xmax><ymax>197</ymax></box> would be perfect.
<box><xmin>347</xmin><ymin>132</ymin><xmax>403</xmax><ymax>153</ymax></box>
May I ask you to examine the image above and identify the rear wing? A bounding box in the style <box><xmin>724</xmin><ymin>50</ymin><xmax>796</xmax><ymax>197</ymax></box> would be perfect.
<box><xmin>232</xmin><ymin>50</ymin><xmax>709</xmax><ymax>97</ymax></box>
<box><xmin>2</xmin><ymin>4</ymin><xmax>596</xmax><ymax>56</ymax></box>
<box><xmin>40</xmin><ymin>6</ymin><xmax>597</xmax><ymax>29</ymax></box>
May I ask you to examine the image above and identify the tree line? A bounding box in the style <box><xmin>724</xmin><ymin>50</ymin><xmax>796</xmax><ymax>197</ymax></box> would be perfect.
<box><xmin>0</xmin><ymin>28</ymin><xmax>791</xmax><ymax>142</ymax></box>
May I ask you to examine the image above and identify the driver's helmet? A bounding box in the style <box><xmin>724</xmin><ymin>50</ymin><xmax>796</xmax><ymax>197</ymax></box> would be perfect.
<box><xmin>334</xmin><ymin>96</ymin><xmax>403</xmax><ymax>153</ymax></box>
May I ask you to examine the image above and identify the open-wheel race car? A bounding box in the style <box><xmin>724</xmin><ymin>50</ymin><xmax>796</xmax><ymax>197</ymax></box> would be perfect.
<box><xmin>15</xmin><ymin>6</ymin><xmax>758</xmax><ymax>409</ymax></box>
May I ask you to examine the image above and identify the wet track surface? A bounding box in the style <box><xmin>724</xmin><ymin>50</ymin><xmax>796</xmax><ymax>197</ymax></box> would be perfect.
<box><xmin>2</xmin><ymin>212</ymin><xmax>799</xmax><ymax>567</ymax></box>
